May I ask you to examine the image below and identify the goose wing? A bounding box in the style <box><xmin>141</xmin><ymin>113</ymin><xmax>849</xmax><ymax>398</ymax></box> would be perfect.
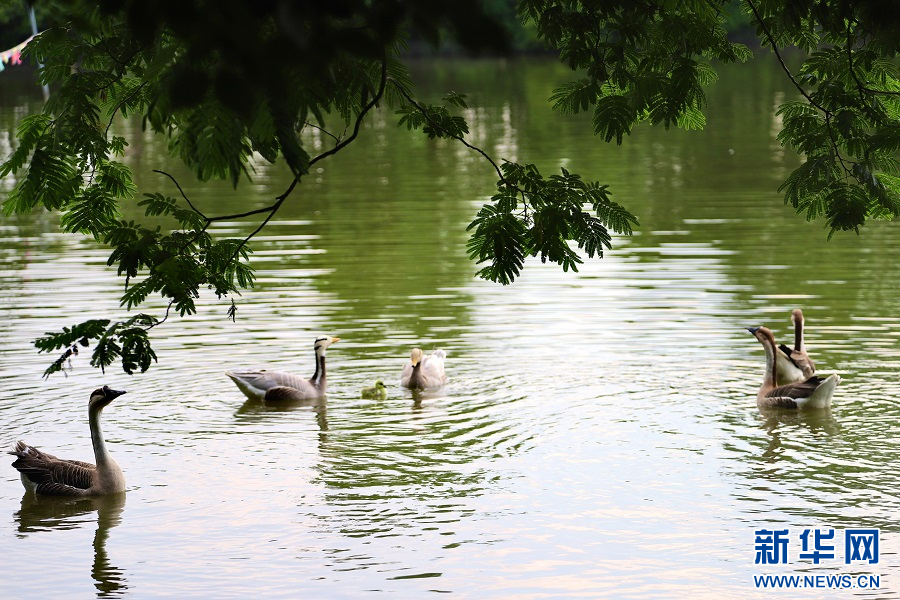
<box><xmin>767</xmin><ymin>375</ymin><xmax>828</xmax><ymax>400</ymax></box>
<box><xmin>759</xmin><ymin>376</ymin><xmax>827</xmax><ymax>409</ymax></box>
<box><xmin>420</xmin><ymin>351</ymin><xmax>447</xmax><ymax>387</ymax></box>
<box><xmin>226</xmin><ymin>369</ymin><xmax>312</xmax><ymax>400</ymax></box>
<box><xmin>227</xmin><ymin>369</ymin><xmax>309</xmax><ymax>390</ymax></box>
<box><xmin>778</xmin><ymin>343</ymin><xmax>816</xmax><ymax>378</ymax></box>
<box><xmin>757</xmin><ymin>395</ymin><xmax>799</xmax><ymax>409</ymax></box>
<box><xmin>10</xmin><ymin>442</ymin><xmax>94</xmax><ymax>496</ymax></box>
<box><xmin>264</xmin><ymin>384</ymin><xmax>319</xmax><ymax>402</ymax></box>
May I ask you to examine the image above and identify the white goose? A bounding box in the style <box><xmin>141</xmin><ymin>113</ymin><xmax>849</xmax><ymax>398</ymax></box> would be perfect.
<box><xmin>749</xmin><ymin>326</ymin><xmax>839</xmax><ymax>409</ymax></box>
<box><xmin>774</xmin><ymin>308</ymin><xmax>816</xmax><ymax>385</ymax></box>
<box><xmin>401</xmin><ymin>348</ymin><xmax>447</xmax><ymax>390</ymax></box>
<box><xmin>226</xmin><ymin>336</ymin><xmax>340</xmax><ymax>401</ymax></box>
<box><xmin>9</xmin><ymin>386</ymin><xmax>128</xmax><ymax>496</ymax></box>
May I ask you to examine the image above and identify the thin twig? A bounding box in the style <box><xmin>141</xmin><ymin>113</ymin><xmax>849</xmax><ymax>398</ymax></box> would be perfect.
<box><xmin>746</xmin><ymin>0</ymin><xmax>854</xmax><ymax>177</ymax></box>
<box><xmin>304</xmin><ymin>121</ymin><xmax>342</xmax><ymax>146</ymax></box>
<box><xmin>153</xmin><ymin>169</ymin><xmax>209</xmax><ymax>220</ymax></box>
<box><xmin>229</xmin><ymin>55</ymin><xmax>391</xmax><ymax>262</ymax></box>
<box><xmin>745</xmin><ymin>0</ymin><xmax>826</xmax><ymax>112</ymax></box>
<box><xmin>389</xmin><ymin>78</ymin><xmax>509</xmax><ymax>185</ymax></box>
<box><xmin>105</xmin><ymin>81</ymin><xmax>148</xmax><ymax>142</ymax></box>
<box><xmin>145</xmin><ymin>301</ymin><xmax>174</xmax><ymax>331</ymax></box>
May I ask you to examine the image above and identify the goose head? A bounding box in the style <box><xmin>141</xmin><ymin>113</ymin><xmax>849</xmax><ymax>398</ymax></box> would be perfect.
<box><xmin>373</xmin><ymin>380</ymin><xmax>385</xmax><ymax>389</ymax></box>
<box><xmin>409</xmin><ymin>348</ymin><xmax>424</xmax><ymax>367</ymax></box>
<box><xmin>89</xmin><ymin>385</ymin><xmax>127</xmax><ymax>409</ymax></box>
<box><xmin>747</xmin><ymin>326</ymin><xmax>776</xmax><ymax>346</ymax></box>
<box><xmin>791</xmin><ymin>309</ymin><xmax>805</xmax><ymax>327</ymax></box>
<box><xmin>313</xmin><ymin>336</ymin><xmax>340</xmax><ymax>355</ymax></box>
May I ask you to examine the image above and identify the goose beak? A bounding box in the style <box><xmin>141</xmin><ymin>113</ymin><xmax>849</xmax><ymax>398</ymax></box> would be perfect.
<box><xmin>747</xmin><ymin>327</ymin><xmax>760</xmax><ymax>334</ymax></box>
<box><xmin>106</xmin><ymin>388</ymin><xmax>128</xmax><ymax>400</ymax></box>
<box><xmin>331</xmin><ymin>337</ymin><xmax>341</xmax><ymax>344</ymax></box>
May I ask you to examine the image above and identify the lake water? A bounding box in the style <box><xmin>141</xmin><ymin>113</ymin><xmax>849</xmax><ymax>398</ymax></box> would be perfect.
<box><xmin>1</xmin><ymin>56</ymin><xmax>898</xmax><ymax>598</ymax></box>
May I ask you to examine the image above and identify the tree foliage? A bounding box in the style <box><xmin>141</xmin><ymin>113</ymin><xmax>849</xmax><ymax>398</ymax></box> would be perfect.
<box><xmin>524</xmin><ymin>0</ymin><xmax>900</xmax><ymax>236</ymax></box>
<box><xmin>745</xmin><ymin>0</ymin><xmax>900</xmax><ymax>235</ymax></box>
<box><xmin>1</xmin><ymin>0</ymin><xmax>899</xmax><ymax>375</ymax></box>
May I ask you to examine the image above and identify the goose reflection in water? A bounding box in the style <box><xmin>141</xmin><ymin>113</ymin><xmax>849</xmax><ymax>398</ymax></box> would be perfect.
<box><xmin>14</xmin><ymin>492</ymin><xmax>128</xmax><ymax>597</ymax></box>
<box><xmin>757</xmin><ymin>407</ymin><xmax>841</xmax><ymax>464</ymax></box>
<box><xmin>235</xmin><ymin>396</ymin><xmax>329</xmax><ymax>432</ymax></box>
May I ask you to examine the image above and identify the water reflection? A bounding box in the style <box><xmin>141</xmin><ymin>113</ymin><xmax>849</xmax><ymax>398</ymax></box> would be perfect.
<box><xmin>13</xmin><ymin>493</ymin><xmax>128</xmax><ymax>597</ymax></box>
<box><xmin>755</xmin><ymin>407</ymin><xmax>842</xmax><ymax>463</ymax></box>
<box><xmin>235</xmin><ymin>397</ymin><xmax>329</xmax><ymax>431</ymax></box>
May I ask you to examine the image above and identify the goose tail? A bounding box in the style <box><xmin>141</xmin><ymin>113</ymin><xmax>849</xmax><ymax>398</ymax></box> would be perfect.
<box><xmin>8</xmin><ymin>440</ymin><xmax>38</xmax><ymax>458</ymax></box>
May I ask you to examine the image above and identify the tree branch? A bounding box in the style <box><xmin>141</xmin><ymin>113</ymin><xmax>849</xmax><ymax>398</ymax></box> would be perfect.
<box><xmin>229</xmin><ymin>55</ymin><xmax>391</xmax><ymax>262</ymax></box>
<box><xmin>746</xmin><ymin>0</ymin><xmax>854</xmax><ymax>177</ymax></box>
<box><xmin>745</xmin><ymin>0</ymin><xmax>825</xmax><ymax>112</ymax></box>
<box><xmin>388</xmin><ymin>79</ymin><xmax>509</xmax><ymax>185</ymax></box>
<box><xmin>105</xmin><ymin>81</ymin><xmax>148</xmax><ymax>143</ymax></box>
<box><xmin>304</xmin><ymin>121</ymin><xmax>343</xmax><ymax>146</ymax></box>
<box><xmin>153</xmin><ymin>169</ymin><xmax>209</xmax><ymax>220</ymax></box>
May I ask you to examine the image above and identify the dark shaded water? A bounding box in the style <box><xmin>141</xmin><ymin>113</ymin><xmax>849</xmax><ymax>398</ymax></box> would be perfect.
<box><xmin>1</xmin><ymin>57</ymin><xmax>898</xmax><ymax>598</ymax></box>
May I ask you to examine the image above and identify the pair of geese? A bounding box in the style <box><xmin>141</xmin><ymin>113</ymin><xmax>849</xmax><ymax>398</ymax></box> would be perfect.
<box><xmin>749</xmin><ymin>309</ymin><xmax>840</xmax><ymax>410</ymax></box>
<box><xmin>223</xmin><ymin>336</ymin><xmax>447</xmax><ymax>401</ymax></box>
<box><xmin>8</xmin><ymin>338</ymin><xmax>447</xmax><ymax>497</ymax></box>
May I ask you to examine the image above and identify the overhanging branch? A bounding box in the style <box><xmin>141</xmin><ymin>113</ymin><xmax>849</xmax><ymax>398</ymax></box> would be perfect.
<box><xmin>746</xmin><ymin>0</ymin><xmax>854</xmax><ymax>178</ymax></box>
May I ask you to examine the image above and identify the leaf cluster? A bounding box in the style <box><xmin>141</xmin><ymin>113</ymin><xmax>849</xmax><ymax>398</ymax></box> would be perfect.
<box><xmin>525</xmin><ymin>0</ymin><xmax>751</xmax><ymax>143</ymax></box>
<box><xmin>395</xmin><ymin>89</ymin><xmax>638</xmax><ymax>284</ymax></box>
<box><xmin>749</xmin><ymin>0</ymin><xmax>900</xmax><ymax>234</ymax></box>
<box><xmin>466</xmin><ymin>163</ymin><xmax>638</xmax><ymax>284</ymax></box>
<box><xmin>34</xmin><ymin>315</ymin><xmax>159</xmax><ymax>378</ymax></box>
<box><xmin>397</xmin><ymin>93</ymin><xmax>471</xmax><ymax>139</ymax></box>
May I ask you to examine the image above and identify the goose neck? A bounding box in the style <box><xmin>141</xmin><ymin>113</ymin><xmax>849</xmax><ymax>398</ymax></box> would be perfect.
<box><xmin>794</xmin><ymin>321</ymin><xmax>805</xmax><ymax>352</ymax></box>
<box><xmin>311</xmin><ymin>353</ymin><xmax>326</xmax><ymax>388</ymax></box>
<box><xmin>89</xmin><ymin>405</ymin><xmax>112</xmax><ymax>468</ymax></box>
<box><xmin>762</xmin><ymin>335</ymin><xmax>778</xmax><ymax>390</ymax></box>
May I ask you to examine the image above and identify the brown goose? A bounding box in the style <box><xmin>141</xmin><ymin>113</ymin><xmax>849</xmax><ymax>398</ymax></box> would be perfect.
<box><xmin>9</xmin><ymin>386</ymin><xmax>128</xmax><ymax>496</ymax></box>
<box><xmin>401</xmin><ymin>348</ymin><xmax>447</xmax><ymax>390</ymax></box>
<box><xmin>226</xmin><ymin>336</ymin><xmax>340</xmax><ymax>401</ymax></box>
<box><xmin>774</xmin><ymin>308</ymin><xmax>816</xmax><ymax>385</ymax></box>
<box><xmin>749</xmin><ymin>326</ymin><xmax>839</xmax><ymax>409</ymax></box>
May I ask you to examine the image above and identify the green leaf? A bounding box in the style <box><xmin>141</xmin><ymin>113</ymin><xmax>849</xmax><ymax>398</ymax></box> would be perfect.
<box><xmin>466</xmin><ymin>204</ymin><xmax>526</xmax><ymax>285</ymax></box>
<box><xmin>592</xmin><ymin>95</ymin><xmax>635</xmax><ymax>144</ymax></box>
<box><xmin>0</xmin><ymin>114</ymin><xmax>52</xmax><ymax>177</ymax></box>
<box><xmin>2</xmin><ymin>148</ymin><xmax>80</xmax><ymax>216</ymax></box>
<box><xmin>550</xmin><ymin>78</ymin><xmax>598</xmax><ymax>114</ymax></box>
<box><xmin>675</xmin><ymin>105</ymin><xmax>707</xmax><ymax>130</ymax></box>
<box><xmin>97</xmin><ymin>161</ymin><xmax>137</xmax><ymax>199</ymax></box>
<box><xmin>442</xmin><ymin>92</ymin><xmax>468</xmax><ymax>109</ymax></box>
<box><xmin>60</xmin><ymin>187</ymin><xmax>121</xmax><ymax>237</ymax></box>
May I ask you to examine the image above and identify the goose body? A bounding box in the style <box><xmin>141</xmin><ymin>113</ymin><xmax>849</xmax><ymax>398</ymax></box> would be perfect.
<box><xmin>749</xmin><ymin>326</ymin><xmax>839</xmax><ymax>409</ymax></box>
<box><xmin>226</xmin><ymin>336</ymin><xmax>339</xmax><ymax>401</ymax></box>
<box><xmin>9</xmin><ymin>386</ymin><xmax>127</xmax><ymax>496</ymax></box>
<box><xmin>774</xmin><ymin>308</ymin><xmax>816</xmax><ymax>385</ymax></box>
<box><xmin>361</xmin><ymin>380</ymin><xmax>388</xmax><ymax>399</ymax></box>
<box><xmin>401</xmin><ymin>348</ymin><xmax>447</xmax><ymax>390</ymax></box>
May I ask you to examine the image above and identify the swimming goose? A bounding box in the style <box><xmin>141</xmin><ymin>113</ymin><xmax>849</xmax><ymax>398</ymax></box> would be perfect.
<box><xmin>774</xmin><ymin>308</ymin><xmax>816</xmax><ymax>385</ymax></box>
<box><xmin>361</xmin><ymin>380</ymin><xmax>388</xmax><ymax>399</ymax></box>
<box><xmin>226</xmin><ymin>336</ymin><xmax>340</xmax><ymax>401</ymax></box>
<box><xmin>748</xmin><ymin>326</ymin><xmax>839</xmax><ymax>409</ymax></box>
<box><xmin>9</xmin><ymin>386</ymin><xmax>127</xmax><ymax>496</ymax></box>
<box><xmin>401</xmin><ymin>348</ymin><xmax>447</xmax><ymax>390</ymax></box>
